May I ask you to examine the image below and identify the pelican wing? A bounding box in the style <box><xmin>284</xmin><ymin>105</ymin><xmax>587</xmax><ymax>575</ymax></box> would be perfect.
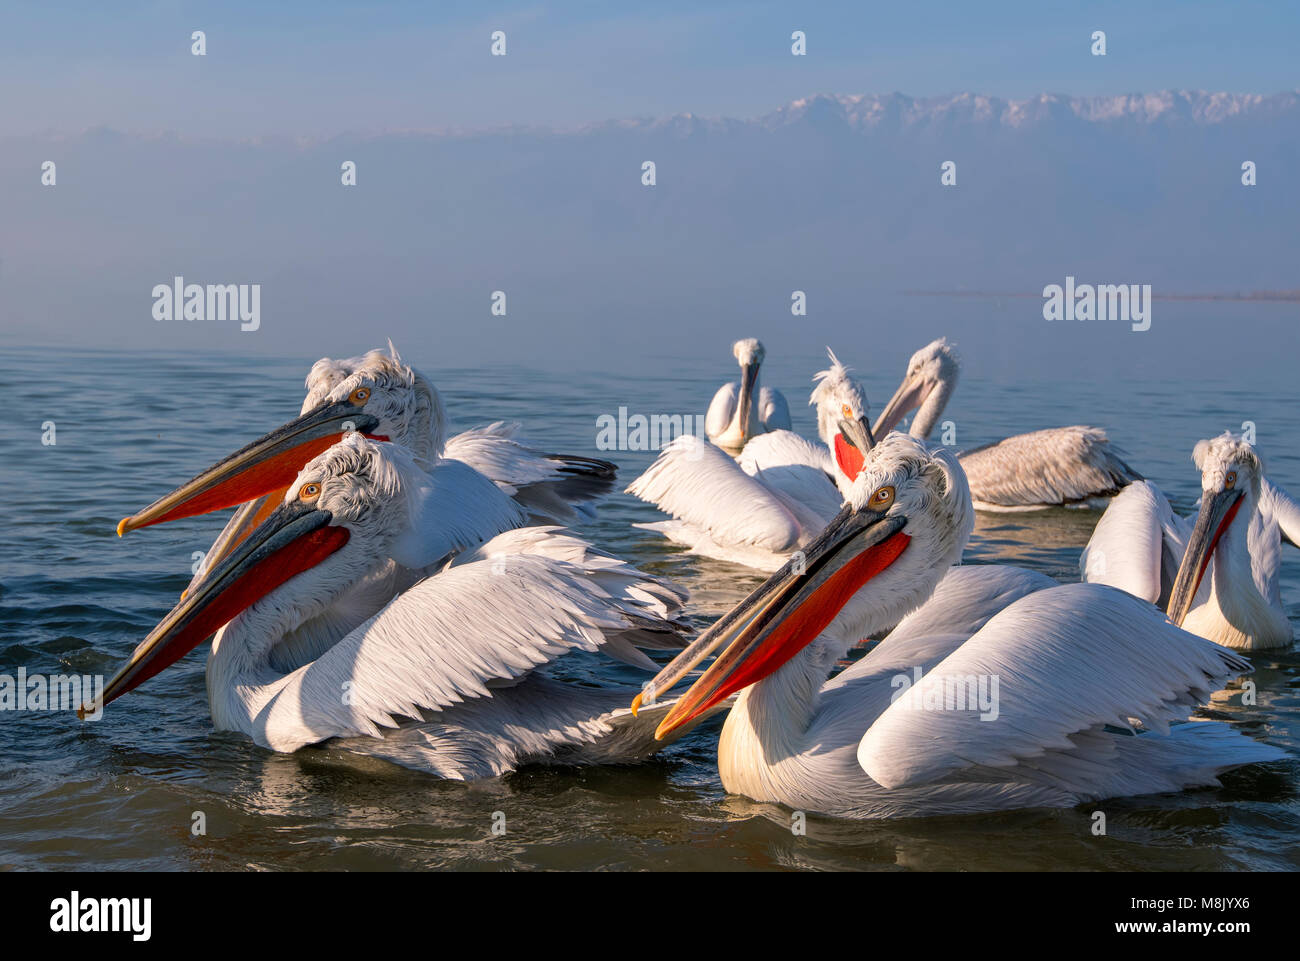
<box><xmin>857</xmin><ymin>583</ymin><xmax>1254</xmax><ymax>790</ymax></box>
<box><xmin>704</xmin><ymin>382</ymin><xmax>739</xmax><ymax>441</ymax></box>
<box><xmin>738</xmin><ymin>430</ymin><xmax>842</xmax><ymax>524</ymax></box>
<box><xmin>758</xmin><ymin>386</ymin><xmax>792</xmax><ymax>432</ymax></box>
<box><xmin>445</xmin><ymin>421</ymin><xmax>616</xmax><ymax>524</ymax></box>
<box><xmin>959</xmin><ymin>426</ymin><xmax>1141</xmax><ymax>508</ymax></box>
<box><xmin>1080</xmin><ymin>480</ymin><xmax>1188</xmax><ymax>605</ymax></box>
<box><xmin>626</xmin><ymin>434</ymin><xmax>807</xmax><ymax>552</ymax></box>
<box><xmin>255</xmin><ymin>530</ymin><xmax>686</xmax><ymax>752</ymax></box>
<box><xmin>879</xmin><ymin>564</ymin><xmax>1057</xmax><ymax>644</ymax></box>
<box><xmin>1259</xmin><ymin>478</ymin><xmax>1300</xmax><ymax>548</ymax></box>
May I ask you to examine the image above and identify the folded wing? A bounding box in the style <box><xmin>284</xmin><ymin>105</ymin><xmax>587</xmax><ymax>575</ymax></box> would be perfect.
<box><xmin>858</xmin><ymin>583</ymin><xmax>1254</xmax><ymax>790</ymax></box>
<box><xmin>960</xmin><ymin>426</ymin><xmax>1141</xmax><ymax>508</ymax></box>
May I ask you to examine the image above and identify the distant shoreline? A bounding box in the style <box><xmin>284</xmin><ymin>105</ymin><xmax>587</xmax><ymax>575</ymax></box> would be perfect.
<box><xmin>904</xmin><ymin>290</ymin><xmax>1300</xmax><ymax>302</ymax></box>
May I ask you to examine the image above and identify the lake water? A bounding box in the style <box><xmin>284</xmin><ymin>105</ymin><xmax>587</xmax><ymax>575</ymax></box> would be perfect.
<box><xmin>1</xmin><ymin>342</ymin><xmax>1297</xmax><ymax>870</ymax></box>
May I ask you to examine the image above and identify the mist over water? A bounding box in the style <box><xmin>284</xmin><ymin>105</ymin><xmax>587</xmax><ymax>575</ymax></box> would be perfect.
<box><xmin>1</xmin><ymin>333</ymin><xmax>1297</xmax><ymax>870</ymax></box>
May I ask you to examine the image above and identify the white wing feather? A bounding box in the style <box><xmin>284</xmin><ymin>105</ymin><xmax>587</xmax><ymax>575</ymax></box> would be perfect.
<box><xmin>960</xmin><ymin>426</ymin><xmax>1140</xmax><ymax>508</ymax></box>
<box><xmin>758</xmin><ymin>387</ymin><xmax>792</xmax><ymax>432</ymax></box>
<box><xmin>1259</xmin><ymin>478</ymin><xmax>1300</xmax><ymax>548</ymax></box>
<box><xmin>705</xmin><ymin>383</ymin><xmax>738</xmax><ymax>441</ymax></box>
<box><xmin>857</xmin><ymin>583</ymin><xmax>1255</xmax><ymax>790</ymax></box>
<box><xmin>879</xmin><ymin>564</ymin><xmax>1057</xmax><ymax>645</ymax></box>
<box><xmin>444</xmin><ymin>421</ymin><xmax>616</xmax><ymax>524</ymax></box>
<box><xmin>254</xmin><ymin>537</ymin><xmax>683</xmax><ymax>753</ymax></box>
<box><xmin>737</xmin><ymin>430</ymin><xmax>842</xmax><ymax>524</ymax></box>
<box><xmin>1080</xmin><ymin>480</ymin><xmax>1188</xmax><ymax>604</ymax></box>
<box><xmin>626</xmin><ymin>434</ymin><xmax>807</xmax><ymax>552</ymax></box>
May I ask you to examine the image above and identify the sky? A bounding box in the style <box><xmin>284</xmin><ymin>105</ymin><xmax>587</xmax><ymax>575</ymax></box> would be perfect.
<box><xmin>0</xmin><ymin>1</ymin><xmax>1296</xmax><ymax>382</ymax></box>
<box><xmin>1</xmin><ymin>1</ymin><xmax>1297</xmax><ymax>138</ymax></box>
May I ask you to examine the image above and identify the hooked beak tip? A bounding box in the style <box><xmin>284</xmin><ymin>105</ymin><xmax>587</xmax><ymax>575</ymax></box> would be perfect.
<box><xmin>116</xmin><ymin>517</ymin><xmax>130</xmax><ymax>537</ymax></box>
<box><xmin>630</xmin><ymin>693</ymin><xmax>643</xmax><ymax>717</ymax></box>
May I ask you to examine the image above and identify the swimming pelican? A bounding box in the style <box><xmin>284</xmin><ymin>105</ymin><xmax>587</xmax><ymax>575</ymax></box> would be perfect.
<box><xmin>633</xmin><ymin>433</ymin><xmax>1282</xmax><ymax>819</ymax></box>
<box><xmin>87</xmin><ymin>435</ymin><xmax>707</xmax><ymax>779</ymax></box>
<box><xmin>117</xmin><ymin>347</ymin><xmax>613</xmax><ymax>590</ymax></box>
<box><xmin>705</xmin><ymin>338</ymin><xmax>791</xmax><ymax>455</ymax></box>
<box><xmin>1082</xmin><ymin>432</ymin><xmax>1298</xmax><ymax>649</ymax></box>
<box><xmin>628</xmin><ymin>350</ymin><xmax>869</xmax><ymax>571</ymax></box>
<box><xmin>304</xmin><ymin>347</ymin><xmax>616</xmax><ymax>524</ymax></box>
<box><xmin>870</xmin><ymin>338</ymin><xmax>1141</xmax><ymax>510</ymax></box>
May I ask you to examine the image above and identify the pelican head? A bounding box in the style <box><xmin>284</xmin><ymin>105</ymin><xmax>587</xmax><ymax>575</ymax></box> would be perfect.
<box><xmin>637</xmin><ymin>433</ymin><xmax>971</xmax><ymax>739</ymax></box>
<box><xmin>810</xmin><ymin>347</ymin><xmax>874</xmax><ymax>482</ymax></box>
<box><xmin>872</xmin><ymin>338</ymin><xmax>960</xmax><ymax>440</ymax></box>
<box><xmin>712</xmin><ymin>338</ymin><xmax>768</xmax><ymax>453</ymax></box>
<box><xmin>115</xmin><ymin>344</ymin><xmax>443</xmax><ymax>536</ymax></box>
<box><xmin>733</xmin><ymin>337</ymin><xmax>766</xmax><ymax>369</ymax></box>
<box><xmin>1167</xmin><ymin>432</ymin><xmax>1263</xmax><ymax>628</ymax></box>
<box><xmin>87</xmin><ymin>435</ymin><xmax>425</xmax><ymax>715</ymax></box>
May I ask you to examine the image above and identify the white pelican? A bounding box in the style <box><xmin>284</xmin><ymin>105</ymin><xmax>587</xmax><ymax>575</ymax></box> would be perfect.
<box><xmin>633</xmin><ymin>433</ymin><xmax>1283</xmax><ymax>819</ymax></box>
<box><xmin>117</xmin><ymin>347</ymin><xmax>614</xmax><ymax>589</ymax></box>
<box><xmin>304</xmin><ymin>346</ymin><xmax>617</xmax><ymax>524</ymax></box>
<box><xmin>1082</xmin><ymin>432</ymin><xmax>1299</xmax><ymax>649</ymax></box>
<box><xmin>628</xmin><ymin>350</ymin><xmax>870</xmax><ymax>571</ymax></box>
<box><xmin>87</xmin><ymin>435</ymin><xmax>708</xmax><ymax>779</ymax></box>
<box><xmin>705</xmin><ymin>338</ymin><xmax>792</xmax><ymax>454</ymax></box>
<box><xmin>871</xmin><ymin>339</ymin><xmax>1141</xmax><ymax>510</ymax></box>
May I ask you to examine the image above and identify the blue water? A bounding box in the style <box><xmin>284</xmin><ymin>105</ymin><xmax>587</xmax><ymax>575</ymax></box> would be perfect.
<box><xmin>1</xmin><ymin>342</ymin><xmax>1297</xmax><ymax>870</ymax></box>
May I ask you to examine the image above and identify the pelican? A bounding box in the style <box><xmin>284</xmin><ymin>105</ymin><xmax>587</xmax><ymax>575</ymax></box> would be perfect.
<box><xmin>628</xmin><ymin>350</ymin><xmax>871</xmax><ymax>571</ymax></box>
<box><xmin>632</xmin><ymin>433</ymin><xmax>1283</xmax><ymax>819</ymax></box>
<box><xmin>116</xmin><ymin>346</ymin><xmax>613</xmax><ymax>590</ymax></box>
<box><xmin>871</xmin><ymin>338</ymin><xmax>1141</xmax><ymax>510</ymax></box>
<box><xmin>304</xmin><ymin>347</ymin><xmax>616</xmax><ymax>525</ymax></box>
<box><xmin>705</xmin><ymin>338</ymin><xmax>791</xmax><ymax>455</ymax></box>
<box><xmin>86</xmin><ymin>435</ymin><xmax>709</xmax><ymax>779</ymax></box>
<box><xmin>1082</xmin><ymin>432</ymin><xmax>1299</xmax><ymax>649</ymax></box>
<box><xmin>630</xmin><ymin>350</ymin><xmax>1056</xmax><ymax>637</ymax></box>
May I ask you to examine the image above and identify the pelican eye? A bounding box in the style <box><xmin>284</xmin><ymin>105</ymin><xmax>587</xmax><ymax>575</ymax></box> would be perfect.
<box><xmin>349</xmin><ymin>387</ymin><xmax>371</xmax><ymax>405</ymax></box>
<box><xmin>1225</xmin><ymin>471</ymin><xmax>1237</xmax><ymax>489</ymax></box>
<box><xmin>841</xmin><ymin>403</ymin><xmax>853</xmax><ymax>419</ymax></box>
<box><xmin>870</xmin><ymin>485</ymin><xmax>895</xmax><ymax>507</ymax></box>
<box><xmin>299</xmin><ymin>483</ymin><xmax>321</xmax><ymax>500</ymax></box>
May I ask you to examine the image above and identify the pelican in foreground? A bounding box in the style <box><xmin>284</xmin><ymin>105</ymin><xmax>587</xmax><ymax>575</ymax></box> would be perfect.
<box><xmin>871</xmin><ymin>339</ymin><xmax>1141</xmax><ymax>510</ymax></box>
<box><xmin>87</xmin><ymin>435</ymin><xmax>706</xmax><ymax>779</ymax></box>
<box><xmin>705</xmin><ymin>338</ymin><xmax>791</xmax><ymax>455</ymax></box>
<box><xmin>633</xmin><ymin>433</ymin><xmax>1282</xmax><ymax>819</ymax></box>
<box><xmin>1082</xmin><ymin>432</ymin><xmax>1298</xmax><ymax>649</ymax></box>
<box><xmin>116</xmin><ymin>347</ymin><xmax>614</xmax><ymax>592</ymax></box>
<box><xmin>628</xmin><ymin>350</ymin><xmax>871</xmax><ymax>571</ymax></box>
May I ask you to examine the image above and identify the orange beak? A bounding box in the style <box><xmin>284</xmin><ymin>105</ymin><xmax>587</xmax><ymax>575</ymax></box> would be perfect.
<box><xmin>85</xmin><ymin>499</ymin><xmax>350</xmax><ymax>716</ymax></box>
<box><xmin>833</xmin><ymin>415</ymin><xmax>874</xmax><ymax>481</ymax></box>
<box><xmin>1167</xmin><ymin>486</ymin><xmax>1244</xmax><ymax>627</ymax></box>
<box><xmin>634</xmin><ymin>504</ymin><xmax>910</xmax><ymax>740</ymax></box>
<box><xmin>117</xmin><ymin>399</ymin><xmax>384</xmax><ymax>536</ymax></box>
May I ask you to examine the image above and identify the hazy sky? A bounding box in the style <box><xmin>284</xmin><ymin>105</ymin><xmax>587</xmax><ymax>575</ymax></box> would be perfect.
<box><xmin>2</xmin><ymin>2</ymin><xmax>1296</xmax><ymax>384</ymax></box>
<box><xmin>3</xmin><ymin>1</ymin><xmax>1298</xmax><ymax>138</ymax></box>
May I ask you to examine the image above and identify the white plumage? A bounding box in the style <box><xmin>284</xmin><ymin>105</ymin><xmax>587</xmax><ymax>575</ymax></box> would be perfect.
<box><xmin>705</xmin><ymin>338</ymin><xmax>791</xmax><ymax>453</ymax></box>
<box><xmin>189</xmin><ymin>346</ymin><xmax>614</xmax><ymax>592</ymax></box>
<box><xmin>196</xmin><ymin>436</ymin><xmax>700</xmax><ymax>779</ymax></box>
<box><xmin>1082</xmin><ymin>432</ymin><xmax>1297</xmax><ymax>649</ymax></box>
<box><xmin>628</xmin><ymin>349</ymin><xmax>867</xmax><ymax>570</ymax></box>
<box><xmin>873</xmin><ymin>339</ymin><xmax>1141</xmax><ymax>509</ymax></box>
<box><xmin>302</xmin><ymin>345</ymin><xmax>617</xmax><ymax>524</ymax></box>
<box><xmin>626</xmin><ymin>434</ymin><xmax>825</xmax><ymax>570</ymax></box>
<box><xmin>645</xmin><ymin>433</ymin><xmax>1283</xmax><ymax>819</ymax></box>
